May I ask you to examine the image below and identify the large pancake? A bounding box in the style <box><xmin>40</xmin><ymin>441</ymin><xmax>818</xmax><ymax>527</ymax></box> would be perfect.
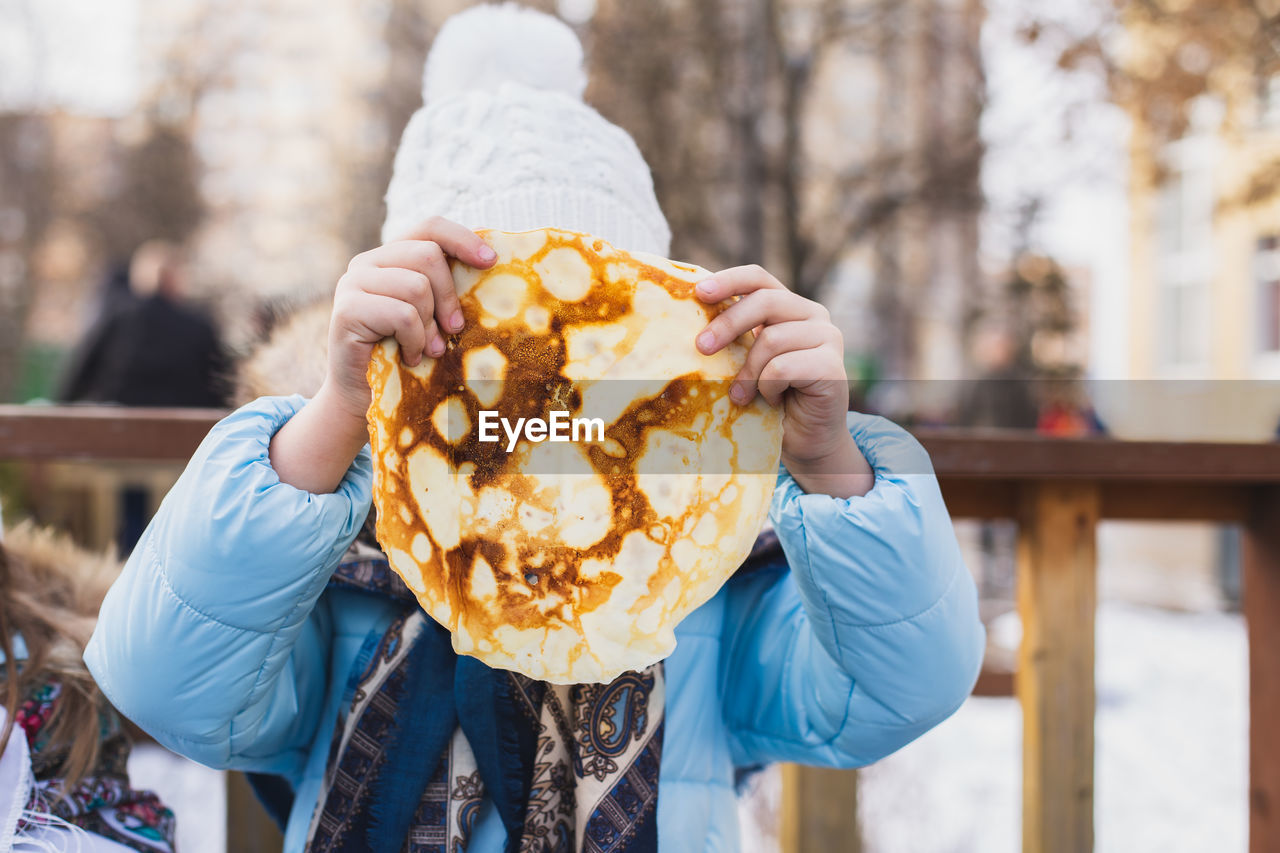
<box><xmin>366</xmin><ymin>228</ymin><xmax>783</xmax><ymax>683</ymax></box>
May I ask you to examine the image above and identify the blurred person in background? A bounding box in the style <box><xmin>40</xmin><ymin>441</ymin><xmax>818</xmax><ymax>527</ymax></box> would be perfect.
<box><xmin>957</xmin><ymin>320</ymin><xmax>1038</xmax><ymax>431</ymax></box>
<box><xmin>80</xmin><ymin>262</ymin><xmax>135</xmax><ymax>341</ymax></box>
<box><xmin>56</xmin><ymin>241</ymin><xmax>230</xmax><ymax>553</ymax></box>
<box><xmin>1036</xmin><ymin>378</ymin><xmax>1106</xmax><ymax>438</ymax></box>
<box><xmin>58</xmin><ymin>240</ymin><xmax>229</xmax><ymax>409</ymax></box>
<box><xmin>0</xmin><ymin>508</ymin><xmax>176</xmax><ymax>852</ymax></box>
<box><xmin>957</xmin><ymin>320</ymin><xmax>1034</xmax><ymax>609</ymax></box>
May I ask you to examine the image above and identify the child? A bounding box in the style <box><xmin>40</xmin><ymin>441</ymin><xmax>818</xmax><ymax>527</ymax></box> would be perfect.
<box><xmin>86</xmin><ymin>5</ymin><xmax>983</xmax><ymax>851</ymax></box>
<box><xmin>0</xmin><ymin>513</ymin><xmax>175</xmax><ymax>852</ymax></box>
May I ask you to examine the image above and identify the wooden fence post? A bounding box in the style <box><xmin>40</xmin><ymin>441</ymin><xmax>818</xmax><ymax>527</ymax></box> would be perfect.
<box><xmin>1245</xmin><ymin>486</ymin><xmax>1280</xmax><ymax>853</ymax></box>
<box><xmin>1017</xmin><ymin>481</ymin><xmax>1099</xmax><ymax>853</ymax></box>
<box><xmin>226</xmin><ymin>771</ymin><xmax>284</xmax><ymax>853</ymax></box>
<box><xmin>780</xmin><ymin>763</ymin><xmax>861</xmax><ymax>853</ymax></box>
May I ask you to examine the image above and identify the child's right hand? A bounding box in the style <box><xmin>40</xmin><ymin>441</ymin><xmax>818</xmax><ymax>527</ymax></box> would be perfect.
<box><xmin>325</xmin><ymin>217</ymin><xmax>497</xmax><ymax>422</ymax></box>
<box><xmin>269</xmin><ymin>217</ymin><xmax>496</xmax><ymax>495</ymax></box>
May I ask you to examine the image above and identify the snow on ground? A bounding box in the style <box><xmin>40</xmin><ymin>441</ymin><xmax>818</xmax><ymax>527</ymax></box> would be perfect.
<box><xmin>860</xmin><ymin>603</ymin><xmax>1247</xmax><ymax>852</ymax></box>
<box><xmin>740</xmin><ymin>602</ymin><xmax>1247</xmax><ymax>852</ymax></box>
<box><xmin>128</xmin><ymin>743</ymin><xmax>226</xmax><ymax>853</ymax></box>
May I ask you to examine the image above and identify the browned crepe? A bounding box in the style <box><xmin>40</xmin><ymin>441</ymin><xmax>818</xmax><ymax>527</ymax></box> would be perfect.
<box><xmin>367</xmin><ymin>228</ymin><xmax>783</xmax><ymax>683</ymax></box>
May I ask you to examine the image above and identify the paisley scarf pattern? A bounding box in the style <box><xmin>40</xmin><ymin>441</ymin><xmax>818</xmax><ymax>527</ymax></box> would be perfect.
<box><xmin>515</xmin><ymin>673</ymin><xmax>662</xmax><ymax>852</ymax></box>
<box><xmin>299</xmin><ymin>518</ymin><xmax>780</xmax><ymax>852</ymax></box>
<box><xmin>16</xmin><ymin>678</ymin><xmax>176</xmax><ymax>852</ymax></box>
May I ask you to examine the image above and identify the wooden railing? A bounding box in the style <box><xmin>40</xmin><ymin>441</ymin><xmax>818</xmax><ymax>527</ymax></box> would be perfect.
<box><xmin>905</xmin><ymin>430</ymin><xmax>1280</xmax><ymax>853</ymax></box>
<box><xmin>3</xmin><ymin>405</ymin><xmax>1280</xmax><ymax>853</ymax></box>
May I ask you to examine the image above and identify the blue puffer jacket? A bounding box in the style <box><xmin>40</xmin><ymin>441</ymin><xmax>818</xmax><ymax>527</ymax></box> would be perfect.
<box><xmin>84</xmin><ymin>395</ymin><xmax>983</xmax><ymax>851</ymax></box>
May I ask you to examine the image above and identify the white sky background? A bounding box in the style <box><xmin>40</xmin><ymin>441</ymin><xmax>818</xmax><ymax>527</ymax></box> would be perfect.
<box><xmin>0</xmin><ymin>0</ymin><xmax>138</xmax><ymax>116</ymax></box>
<box><xmin>981</xmin><ymin>0</ymin><xmax>1133</xmax><ymax>379</ymax></box>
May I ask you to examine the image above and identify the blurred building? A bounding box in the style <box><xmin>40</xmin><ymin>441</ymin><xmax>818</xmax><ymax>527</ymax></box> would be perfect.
<box><xmin>776</xmin><ymin>0</ymin><xmax>988</xmax><ymax>385</ymax></box>
<box><xmin>1111</xmin><ymin>14</ymin><xmax>1275</xmax><ymax>620</ymax></box>
<box><xmin>1</xmin><ymin>2</ymin><xmax>204</xmax><ymax>400</ymax></box>
<box><xmin>135</xmin><ymin>0</ymin><xmax>510</xmax><ymax>349</ymax></box>
<box><xmin>0</xmin><ymin>111</ymin><xmax>132</xmax><ymax>400</ymax></box>
<box><xmin>135</xmin><ymin>0</ymin><xmax>395</xmax><ymax>344</ymax></box>
<box><xmin>7</xmin><ymin>0</ymin><xmax>989</xmax><ymax>390</ymax></box>
<box><xmin>1124</xmin><ymin>23</ymin><xmax>1280</xmax><ymax>440</ymax></box>
<box><xmin>826</xmin><ymin>0</ymin><xmax>986</xmax><ymax>385</ymax></box>
<box><xmin>1130</xmin><ymin>92</ymin><xmax>1280</xmax><ymax>382</ymax></box>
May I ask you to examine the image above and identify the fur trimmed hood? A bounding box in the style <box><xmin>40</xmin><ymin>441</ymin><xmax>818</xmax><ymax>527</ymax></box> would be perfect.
<box><xmin>1</xmin><ymin>522</ymin><xmax>121</xmax><ymax>651</ymax></box>
<box><xmin>233</xmin><ymin>301</ymin><xmax>331</xmax><ymax>406</ymax></box>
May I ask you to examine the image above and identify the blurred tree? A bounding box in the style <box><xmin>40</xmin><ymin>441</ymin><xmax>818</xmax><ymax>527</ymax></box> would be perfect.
<box><xmin>1020</xmin><ymin>0</ymin><xmax>1280</xmax><ymax>194</ymax></box>
<box><xmin>342</xmin><ymin>0</ymin><xmax>435</xmax><ymax>254</ymax></box>
<box><xmin>0</xmin><ymin>0</ymin><xmax>52</xmax><ymax>401</ymax></box>
<box><xmin>0</xmin><ymin>115</ymin><xmax>55</xmax><ymax>401</ymax></box>
<box><xmin>92</xmin><ymin>124</ymin><xmax>205</xmax><ymax>262</ymax></box>
<box><xmin>5</xmin><ymin>0</ymin><xmax>991</xmax><ymax>392</ymax></box>
<box><xmin>0</xmin><ymin>0</ymin><xmax>208</xmax><ymax>401</ymax></box>
<box><xmin>585</xmin><ymin>0</ymin><xmax>983</xmax><ymax>291</ymax></box>
<box><xmin>584</xmin><ymin>0</ymin><xmax>987</xmax><ymax>381</ymax></box>
<box><xmin>1001</xmin><ymin>253</ymin><xmax>1081</xmax><ymax>381</ymax></box>
<box><xmin>349</xmin><ymin>0</ymin><xmax>558</xmax><ymax>255</ymax></box>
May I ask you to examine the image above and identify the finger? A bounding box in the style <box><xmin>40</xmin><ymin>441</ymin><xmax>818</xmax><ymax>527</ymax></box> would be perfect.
<box><xmin>389</xmin><ymin>216</ymin><xmax>497</xmax><ymax>269</ymax></box>
<box><xmin>417</xmin><ymin>242</ymin><xmax>465</xmax><ymax>335</ymax></box>
<box><xmin>350</xmin><ymin>243</ymin><xmax>464</xmax><ymax>336</ymax></box>
<box><xmin>423</xmin><ymin>319</ymin><xmax>446</xmax><ymax>358</ymax></box>
<box><xmin>753</xmin><ymin>348</ymin><xmax>837</xmax><ymax>407</ymax></box>
<box><xmin>336</xmin><ymin>291</ymin><xmax>427</xmax><ymax>366</ymax></box>
<box><xmin>694</xmin><ymin>264</ymin><xmax>788</xmax><ymax>303</ymax></box>
<box><xmin>728</xmin><ymin>322</ymin><xmax>835</xmax><ymax>404</ymax></box>
<box><xmin>352</xmin><ymin>239</ymin><xmax>448</xmax><ymax>274</ymax></box>
<box><xmin>696</xmin><ymin>289</ymin><xmax>826</xmax><ymax>355</ymax></box>
<box><xmin>345</xmin><ymin>266</ymin><xmax>434</xmax><ymax>334</ymax></box>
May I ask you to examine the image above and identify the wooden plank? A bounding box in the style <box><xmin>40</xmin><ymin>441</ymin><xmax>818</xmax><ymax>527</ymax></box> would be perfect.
<box><xmin>779</xmin><ymin>763</ymin><xmax>861</xmax><ymax>853</ymax></box>
<box><xmin>972</xmin><ymin>664</ymin><xmax>1016</xmax><ymax>697</ymax></box>
<box><xmin>3</xmin><ymin>407</ymin><xmax>1280</xmax><ymax>485</ymax></box>
<box><xmin>225</xmin><ymin>771</ymin><xmax>284</xmax><ymax>853</ymax></box>
<box><xmin>1017</xmin><ymin>481</ymin><xmax>1099</xmax><ymax>853</ymax></box>
<box><xmin>916</xmin><ymin>429</ymin><xmax>1280</xmax><ymax>484</ymax></box>
<box><xmin>0</xmin><ymin>405</ymin><xmax>221</xmax><ymax>461</ymax></box>
<box><xmin>1245</xmin><ymin>487</ymin><xmax>1280</xmax><ymax>853</ymax></box>
<box><xmin>930</xmin><ymin>479</ymin><xmax>1252</xmax><ymax>522</ymax></box>
<box><xmin>938</xmin><ymin>478</ymin><xmax>1018</xmax><ymax>519</ymax></box>
<box><xmin>1099</xmin><ymin>482</ymin><xmax>1253</xmax><ymax>522</ymax></box>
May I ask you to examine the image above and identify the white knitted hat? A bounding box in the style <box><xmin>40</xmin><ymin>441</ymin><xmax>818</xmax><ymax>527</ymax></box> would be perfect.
<box><xmin>381</xmin><ymin>3</ymin><xmax>671</xmax><ymax>257</ymax></box>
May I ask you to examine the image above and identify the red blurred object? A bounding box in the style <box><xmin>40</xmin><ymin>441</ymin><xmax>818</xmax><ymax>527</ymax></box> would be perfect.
<box><xmin>1037</xmin><ymin>402</ymin><xmax>1094</xmax><ymax>437</ymax></box>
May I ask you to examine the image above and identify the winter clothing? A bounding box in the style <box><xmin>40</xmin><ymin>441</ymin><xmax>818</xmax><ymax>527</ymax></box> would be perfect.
<box><xmin>85</xmin><ymin>394</ymin><xmax>984</xmax><ymax>851</ymax></box>
<box><xmin>85</xmin><ymin>6</ymin><xmax>984</xmax><ymax>848</ymax></box>
<box><xmin>381</xmin><ymin>5</ymin><xmax>670</xmax><ymax>256</ymax></box>
<box><xmin>0</xmin><ymin>638</ymin><xmax>175</xmax><ymax>853</ymax></box>
<box><xmin>6</xmin><ymin>678</ymin><xmax>175</xmax><ymax>852</ymax></box>
<box><xmin>1</xmin><ymin>706</ymin><xmax>141</xmax><ymax>853</ymax></box>
<box><xmin>0</xmin><ymin>525</ymin><xmax>176</xmax><ymax>852</ymax></box>
<box><xmin>303</xmin><ymin>532</ymin><xmax>675</xmax><ymax>852</ymax></box>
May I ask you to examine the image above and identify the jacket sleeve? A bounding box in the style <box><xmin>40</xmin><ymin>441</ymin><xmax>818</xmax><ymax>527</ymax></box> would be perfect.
<box><xmin>84</xmin><ymin>395</ymin><xmax>372</xmax><ymax>776</ymax></box>
<box><xmin>720</xmin><ymin>413</ymin><xmax>984</xmax><ymax>768</ymax></box>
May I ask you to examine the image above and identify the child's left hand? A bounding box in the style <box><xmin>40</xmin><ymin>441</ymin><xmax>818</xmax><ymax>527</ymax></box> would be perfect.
<box><xmin>695</xmin><ymin>265</ymin><xmax>874</xmax><ymax>499</ymax></box>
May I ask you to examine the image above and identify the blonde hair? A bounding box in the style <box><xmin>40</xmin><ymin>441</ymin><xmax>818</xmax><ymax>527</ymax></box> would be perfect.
<box><xmin>0</xmin><ymin>522</ymin><xmax>120</xmax><ymax>793</ymax></box>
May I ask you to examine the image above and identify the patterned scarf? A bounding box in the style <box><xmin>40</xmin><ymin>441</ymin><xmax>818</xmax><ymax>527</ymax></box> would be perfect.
<box><xmin>293</xmin><ymin>520</ymin><xmax>781</xmax><ymax>853</ymax></box>
<box><xmin>15</xmin><ymin>677</ymin><xmax>176</xmax><ymax>852</ymax></box>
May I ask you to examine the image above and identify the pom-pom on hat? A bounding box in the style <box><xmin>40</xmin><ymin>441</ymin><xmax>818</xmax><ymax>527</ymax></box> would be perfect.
<box><xmin>381</xmin><ymin>3</ymin><xmax>672</xmax><ymax>257</ymax></box>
